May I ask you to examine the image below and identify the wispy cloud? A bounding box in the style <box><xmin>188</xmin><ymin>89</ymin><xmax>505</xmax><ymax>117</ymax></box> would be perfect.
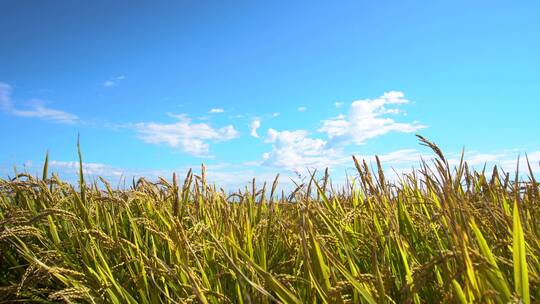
<box><xmin>10</xmin><ymin>148</ymin><xmax>539</xmax><ymax>192</ymax></box>
<box><xmin>319</xmin><ymin>91</ymin><xmax>426</xmax><ymax>145</ymax></box>
<box><xmin>209</xmin><ymin>108</ymin><xmax>224</xmax><ymax>113</ymax></box>
<box><xmin>249</xmin><ymin>119</ymin><xmax>261</xmax><ymax>138</ymax></box>
<box><xmin>335</xmin><ymin>102</ymin><xmax>344</xmax><ymax>108</ymax></box>
<box><xmin>447</xmin><ymin>150</ymin><xmax>540</xmax><ymax>173</ymax></box>
<box><xmin>49</xmin><ymin>160</ymin><xmax>124</xmax><ymax>176</ymax></box>
<box><xmin>0</xmin><ymin>82</ymin><xmax>79</xmax><ymax>124</ymax></box>
<box><xmin>133</xmin><ymin>114</ymin><xmax>239</xmax><ymax>157</ymax></box>
<box><xmin>352</xmin><ymin>148</ymin><xmax>540</xmax><ymax>176</ymax></box>
<box><xmin>35</xmin><ymin>160</ymin><xmax>299</xmax><ymax>191</ymax></box>
<box><xmin>0</xmin><ymin>83</ymin><xmax>10</xmax><ymax>111</ymax></box>
<box><xmin>297</xmin><ymin>106</ymin><xmax>307</xmax><ymax>112</ymax></box>
<box><xmin>103</xmin><ymin>76</ymin><xmax>125</xmax><ymax>87</ymax></box>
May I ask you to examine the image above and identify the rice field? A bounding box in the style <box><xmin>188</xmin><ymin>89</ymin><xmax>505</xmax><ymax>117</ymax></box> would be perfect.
<box><xmin>0</xmin><ymin>136</ymin><xmax>538</xmax><ymax>303</ymax></box>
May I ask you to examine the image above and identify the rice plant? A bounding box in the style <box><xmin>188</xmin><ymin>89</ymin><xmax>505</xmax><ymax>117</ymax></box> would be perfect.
<box><xmin>0</xmin><ymin>136</ymin><xmax>538</xmax><ymax>303</ymax></box>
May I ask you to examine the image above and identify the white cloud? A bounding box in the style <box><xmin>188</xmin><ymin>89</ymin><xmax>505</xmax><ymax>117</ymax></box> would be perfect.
<box><xmin>297</xmin><ymin>106</ymin><xmax>307</xmax><ymax>112</ymax></box>
<box><xmin>0</xmin><ymin>82</ymin><xmax>79</xmax><ymax>124</ymax></box>
<box><xmin>209</xmin><ymin>108</ymin><xmax>224</xmax><ymax>113</ymax></box>
<box><xmin>358</xmin><ymin>148</ymin><xmax>540</xmax><ymax>177</ymax></box>
<box><xmin>249</xmin><ymin>119</ymin><xmax>261</xmax><ymax>138</ymax></box>
<box><xmin>49</xmin><ymin>160</ymin><xmax>124</xmax><ymax>176</ymax></box>
<box><xmin>257</xmin><ymin>91</ymin><xmax>427</xmax><ymax>172</ymax></box>
<box><xmin>272</xmin><ymin>112</ymin><xmax>280</xmax><ymax>117</ymax></box>
<box><xmin>10</xmin><ymin>101</ymin><xmax>79</xmax><ymax>123</ymax></box>
<box><xmin>319</xmin><ymin>91</ymin><xmax>425</xmax><ymax>144</ymax></box>
<box><xmin>134</xmin><ymin>114</ymin><xmax>239</xmax><ymax>156</ymax></box>
<box><xmin>446</xmin><ymin>150</ymin><xmax>540</xmax><ymax>174</ymax></box>
<box><xmin>335</xmin><ymin>102</ymin><xmax>344</xmax><ymax>108</ymax></box>
<box><xmin>11</xmin><ymin>159</ymin><xmax>296</xmax><ymax>192</ymax></box>
<box><xmin>10</xmin><ymin>148</ymin><xmax>539</xmax><ymax>192</ymax></box>
<box><xmin>262</xmin><ymin>128</ymin><xmax>345</xmax><ymax>171</ymax></box>
<box><xmin>103</xmin><ymin>76</ymin><xmax>125</xmax><ymax>87</ymax></box>
<box><xmin>376</xmin><ymin>149</ymin><xmax>424</xmax><ymax>164</ymax></box>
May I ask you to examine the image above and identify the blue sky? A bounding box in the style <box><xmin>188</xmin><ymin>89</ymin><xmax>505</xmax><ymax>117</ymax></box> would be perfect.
<box><xmin>1</xmin><ymin>1</ymin><xmax>540</xmax><ymax>187</ymax></box>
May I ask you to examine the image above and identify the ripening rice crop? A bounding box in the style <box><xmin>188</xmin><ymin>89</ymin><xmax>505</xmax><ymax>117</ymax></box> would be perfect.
<box><xmin>0</xmin><ymin>136</ymin><xmax>538</xmax><ymax>303</ymax></box>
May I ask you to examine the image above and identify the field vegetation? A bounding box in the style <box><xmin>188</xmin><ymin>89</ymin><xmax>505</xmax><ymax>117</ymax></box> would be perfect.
<box><xmin>0</xmin><ymin>136</ymin><xmax>538</xmax><ymax>303</ymax></box>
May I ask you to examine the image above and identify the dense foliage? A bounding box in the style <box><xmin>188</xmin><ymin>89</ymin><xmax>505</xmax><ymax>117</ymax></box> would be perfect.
<box><xmin>1</xmin><ymin>137</ymin><xmax>538</xmax><ymax>303</ymax></box>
